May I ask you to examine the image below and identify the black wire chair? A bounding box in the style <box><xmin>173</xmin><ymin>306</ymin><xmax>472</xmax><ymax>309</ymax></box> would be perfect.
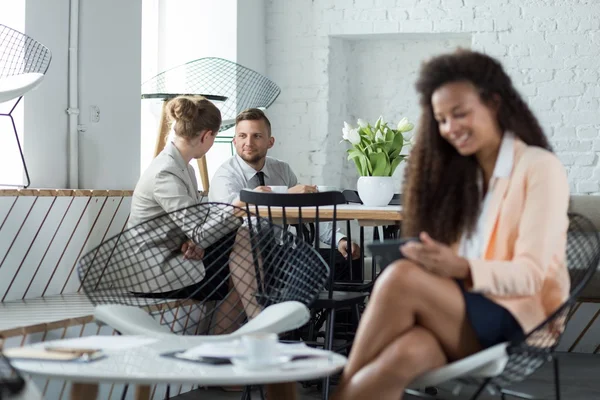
<box><xmin>78</xmin><ymin>202</ymin><xmax>329</xmax><ymax>337</ymax></box>
<box><xmin>141</xmin><ymin>57</ymin><xmax>281</xmax><ymax>132</ymax></box>
<box><xmin>409</xmin><ymin>212</ymin><xmax>600</xmax><ymax>400</ymax></box>
<box><xmin>0</xmin><ymin>352</ymin><xmax>25</xmax><ymax>400</ymax></box>
<box><xmin>239</xmin><ymin>190</ymin><xmax>368</xmax><ymax>400</ymax></box>
<box><xmin>0</xmin><ymin>24</ymin><xmax>52</xmax><ymax>188</ymax></box>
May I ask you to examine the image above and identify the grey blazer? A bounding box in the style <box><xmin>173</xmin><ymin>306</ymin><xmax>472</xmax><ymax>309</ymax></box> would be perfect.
<box><xmin>126</xmin><ymin>141</ymin><xmax>241</xmax><ymax>293</ymax></box>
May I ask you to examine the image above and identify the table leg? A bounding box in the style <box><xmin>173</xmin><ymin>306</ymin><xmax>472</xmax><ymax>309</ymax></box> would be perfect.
<box><xmin>196</xmin><ymin>155</ymin><xmax>210</xmax><ymax>192</ymax></box>
<box><xmin>70</xmin><ymin>383</ymin><xmax>98</xmax><ymax>400</ymax></box>
<box><xmin>266</xmin><ymin>382</ymin><xmax>297</xmax><ymax>400</ymax></box>
<box><xmin>135</xmin><ymin>385</ymin><xmax>152</xmax><ymax>400</ymax></box>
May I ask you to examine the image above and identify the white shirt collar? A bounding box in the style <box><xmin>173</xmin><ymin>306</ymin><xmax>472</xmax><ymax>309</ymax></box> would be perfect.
<box><xmin>234</xmin><ymin>154</ymin><xmax>270</xmax><ymax>181</ymax></box>
<box><xmin>492</xmin><ymin>132</ymin><xmax>515</xmax><ymax>179</ymax></box>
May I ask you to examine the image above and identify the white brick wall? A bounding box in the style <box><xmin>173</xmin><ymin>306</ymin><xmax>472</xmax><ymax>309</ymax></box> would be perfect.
<box><xmin>265</xmin><ymin>0</ymin><xmax>600</xmax><ymax>194</ymax></box>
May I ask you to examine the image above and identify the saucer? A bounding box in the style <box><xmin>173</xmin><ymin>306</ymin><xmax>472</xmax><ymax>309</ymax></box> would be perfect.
<box><xmin>231</xmin><ymin>355</ymin><xmax>292</xmax><ymax>370</ymax></box>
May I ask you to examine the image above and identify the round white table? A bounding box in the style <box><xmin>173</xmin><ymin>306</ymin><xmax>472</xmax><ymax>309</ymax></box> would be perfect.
<box><xmin>10</xmin><ymin>336</ymin><xmax>347</xmax><ymax>400</ymax></box>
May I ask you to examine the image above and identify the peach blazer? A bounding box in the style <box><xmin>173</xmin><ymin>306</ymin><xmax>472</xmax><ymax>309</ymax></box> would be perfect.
<box><xmin>465</xmin><ymin>138</ymin><xmax>570</xmax><ymax>334</ymax></box>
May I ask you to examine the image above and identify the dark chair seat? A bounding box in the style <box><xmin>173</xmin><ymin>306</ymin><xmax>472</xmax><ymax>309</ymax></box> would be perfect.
<box><xmin>313</xmin><ymin>290</ymin><xmax>369</xmax><ymax>309</ymax></box>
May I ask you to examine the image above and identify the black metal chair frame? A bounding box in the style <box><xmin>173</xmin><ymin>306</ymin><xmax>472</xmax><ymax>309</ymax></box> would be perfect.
<box><xmin>78</xmin><ymin>202</ymin><xmax>330</xmax><ymax>400</ymax></box>
<box><xmin>0</xmin><ymin>24</ymin><xmax>52</xmax><ymax>188</ymax></box>
<box><xmin>239</xmin><ymin>189</ymin><xmax>368</xmax><ymax>400</ymax></box>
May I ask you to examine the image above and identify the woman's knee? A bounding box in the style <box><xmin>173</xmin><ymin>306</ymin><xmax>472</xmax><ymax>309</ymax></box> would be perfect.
<box><xmin>372</xmin><ymin>259</ymin><xmax>426</xmax><ymax>300</ymax></box>
<box><xmin>380</xmin><ymin>327</ymin><xmax>446</xmax><ymax>384</ymax></box>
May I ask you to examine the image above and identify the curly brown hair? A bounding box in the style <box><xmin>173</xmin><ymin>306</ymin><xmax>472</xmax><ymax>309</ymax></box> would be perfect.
<box><xmin>402</xmin><ymin>50</ymin><xmax>552</xmax><ymax>245</ymax></box>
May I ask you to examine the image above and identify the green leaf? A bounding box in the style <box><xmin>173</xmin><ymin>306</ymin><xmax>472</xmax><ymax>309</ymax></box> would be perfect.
<box><xmin>369</xmin><ymin>152</ymin><xmax>389</xmax><ymax>176</ymax></box>
<box><xmin>347</xmin><ymin>148</ymin><xmax>364</xmax><ymax>160</ymax></box>
<box><xmin>390</xmin><ymin>155</ymin><xmax>405</xmax><ymax>176</ymax></box>
<box><xmin>348</xmin><ymin>149</ymin><xmax>370</xmax><ymax>176</ymax></box>
<box><xmin>385</xmin><ymin>128</ymin><xmax>395</xmax><ymax>143</ymax></box>
<box><xmin>391</xmin><ymin>131</ymin><xmax>404</xmax><ymax>153</ymax></box>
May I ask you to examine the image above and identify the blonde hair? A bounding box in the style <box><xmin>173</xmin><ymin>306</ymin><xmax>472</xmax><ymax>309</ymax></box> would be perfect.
<box><xmin>166</xmin><ymin>95</ymin><xmax>222</xmax><ymax>140</ymax></box>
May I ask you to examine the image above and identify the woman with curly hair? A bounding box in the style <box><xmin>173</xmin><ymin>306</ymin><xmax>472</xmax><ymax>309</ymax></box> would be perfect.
<box><xmin>332</xmin><ymin>50</ymin><xmax>570</xmax><ymax>399</ymax></box>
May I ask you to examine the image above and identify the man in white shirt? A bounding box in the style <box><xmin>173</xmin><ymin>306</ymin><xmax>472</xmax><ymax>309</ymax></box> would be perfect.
<box><xmin>210</xmin><ymin>108</ymin><xmax>361</xmax><ymax>278</ymax></box>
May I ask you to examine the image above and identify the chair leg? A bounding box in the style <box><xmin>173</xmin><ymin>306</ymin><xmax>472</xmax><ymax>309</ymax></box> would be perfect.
<box><xmin>164</xmin><ymin>384</ymin><xmax>170</xmax><ymax>399</ymax></box>
<box><xmin>321</xmin><ymin>309</ymin><xmax>336</xmax><ymax>400</ymax></box>
<box><xmin>0</xmin><ymin>97</ymin><xmax>30</xmax><ymax>188</ymax></box>
<box><xmin>9</xmin><ymin>114</ymin><xmax>30</xmax><ymax>188</ymax></box>
<box><xmin>553</xmin><ymin>356</ymin><xmax>561</xmax><ymax>400</ymax></box>
<box><xmin>241</xmin><ymin>385</ymin><xmax>251</xmax><ymax>400</ymax></box>
<box><xmin>469</xmin><ymin>378</ymin><xmax>490</xmax><ymax>400</ymax></box>
<box><xmin>259</xmin><ymin>385</ymin><xmax>265</xmax><ymax>400</ymax></box>
<box><xmin>120</xmin><ymin>384</ymin><xmax>128</xmax><ymax>400</ymax></box>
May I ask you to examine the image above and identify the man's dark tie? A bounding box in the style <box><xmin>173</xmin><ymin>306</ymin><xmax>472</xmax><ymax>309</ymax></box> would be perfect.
<box><xmin>255</xmin><ymin>171</ymin><xmax>266</xmax><ymax>187</ymax></box>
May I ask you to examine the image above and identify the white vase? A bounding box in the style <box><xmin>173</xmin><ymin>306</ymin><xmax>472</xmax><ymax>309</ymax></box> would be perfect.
<box><xmin>357</xmin><ymin>176</ymin><xmax>395</xmax><ymax>207</ymax></box>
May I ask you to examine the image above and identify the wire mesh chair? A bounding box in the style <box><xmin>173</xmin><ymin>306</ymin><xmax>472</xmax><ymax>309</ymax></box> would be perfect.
<box><xmin>239</xmin><ymin>189</ymin><xmax>368</xmax><ymax>400</ymax></box>
<box><xmin>78</xmin><ymin>202</ymin><xmax>329</xmax><ymax>337</ymax></box>
<box><xmin>0</xmin><ymin>24</ymin><xmax>52</xmax><ymax>188</ymax></box>
<box><xmin>141</xmin><ymin>57</ymin><xmax>281</xmax><ymax>132</ymax></box>
<box><xmin>408</xmin><ymin>212</ymin><xmax>600</xmax><ymax>400</ymax></box>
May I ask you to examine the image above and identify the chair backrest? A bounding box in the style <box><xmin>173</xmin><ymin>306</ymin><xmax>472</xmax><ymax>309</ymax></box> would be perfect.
<box><xmin>492</xmin><ymin>212</ymin><xmax>600</xmax><ymax>388</ymax></box>
<box><xmin>0</xmin><ymin>353</ymin><xmax>25</xmax><ymax>398</ymax></box>
<box><xmin>0</xmin><ymin>24</ymin><xmax>52</xmax><ymax>78</ymax></box>
<box><xmin>240</xmin><ymin>190</ymin><xmax>347</xmax><ymax>298</ymax></box>
<box><xmin>141</xmin><ymin>57</ymin><xmax>281</xmax><ymax>132</ymax></box>
<box><xmin>78</xmin><ymin>202</ymin><xmax>329</xmax><ymax>335</ymax></box>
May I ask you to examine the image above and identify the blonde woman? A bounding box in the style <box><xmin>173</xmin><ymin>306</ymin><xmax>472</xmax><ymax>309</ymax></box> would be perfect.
<box><xmin>129</xmin><ymin>95</ymin><xmax>260</xmax><ymax>333</ymax></box>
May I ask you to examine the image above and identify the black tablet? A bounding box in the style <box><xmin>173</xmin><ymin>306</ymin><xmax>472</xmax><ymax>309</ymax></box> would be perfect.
<box><xmin>367</xmin><ymin>238</ymin><xmax>419</xmax><ymax>269</ymax></box>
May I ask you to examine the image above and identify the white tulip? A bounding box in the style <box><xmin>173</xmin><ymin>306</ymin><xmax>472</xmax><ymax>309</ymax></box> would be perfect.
<box><xmin>397</xmin><ymin>117</ymin><xmax>414</xmax><ymax>132</ymax></box>
<box><xmin>375</xmin><ymin>115</ymin><xmax>384</xmax><ymax>129</ymax></box>
<box><xmin>347</xmin><ymin>127</ymin><xmax>361</xmax><ymax>145</ymax></box>
<box><xmin>357</xmin><ymin>118</ymin><xmax>368</xmax><ymax>128</ymax></box>
<box><xmin>375</xmin><ymin>128</ymin><xmax>385</xmax><ymax>142</ymax></box>
<box><xmin>342</xmin><ymin>121</ymin><xmax>353</xmax><ymax>141</ymax></box>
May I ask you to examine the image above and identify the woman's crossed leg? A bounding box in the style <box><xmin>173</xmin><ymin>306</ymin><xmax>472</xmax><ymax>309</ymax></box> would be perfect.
<box><xmin>332</xmin><ymin>259</ymin><xmax>482</xmax><ymax>400</ymax></box>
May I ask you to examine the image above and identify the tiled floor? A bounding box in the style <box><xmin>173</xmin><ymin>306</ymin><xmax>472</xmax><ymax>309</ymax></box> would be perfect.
<box><xmin>172</xmin><ymin>352</ymin><xmax>600</xmax><ymax>399</ymax></box>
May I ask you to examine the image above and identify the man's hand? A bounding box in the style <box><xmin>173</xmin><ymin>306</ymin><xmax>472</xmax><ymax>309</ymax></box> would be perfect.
<box><xmin>254</xmin><ymin>186</ymin><xmax>272</xmax><ymax>193</ymax></box>
<box><xmin>288</xmin><ymin>184</ymin><xmax>318</xmax><ymax>194</ymax></box>
<box><xmin>338</xmin><ymin>239</ymin><xmax>361</xmax><ymax>260</ymax></box>
<box><xmin>400</xmin><ymin>232</ymin><xmax>470</xmax><ymax>279</ymax></box>
<box><xmin>181</xmin><ymin>240</ymin><xmax>205</xmax><ymax>260</ymax></box>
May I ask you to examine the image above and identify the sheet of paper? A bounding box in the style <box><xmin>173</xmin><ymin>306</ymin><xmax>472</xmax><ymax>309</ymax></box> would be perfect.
<box><xmin>43</xmin><ymin>335</ymin><xmax>157</xmax><ymax>351</ymax></box>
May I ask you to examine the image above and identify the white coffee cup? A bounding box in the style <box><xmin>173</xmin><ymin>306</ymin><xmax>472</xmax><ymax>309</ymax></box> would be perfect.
<box><xmin>241</xmin><ymin>332</ymin><xmax>279</xmax><ymax>364</ymax></box>
<box><xmin>317</xmin><ymin>185</ymin><xmax>338</xmax><ymax>192</ymax></box>
<box><xmin>268</xmin><ymin>185</ymin><xmax>288</xmax><ymax>194</ymax></box>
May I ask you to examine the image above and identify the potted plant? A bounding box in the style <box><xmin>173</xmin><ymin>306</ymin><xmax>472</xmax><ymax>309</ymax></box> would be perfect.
<box><xmin>342</xmin><ymin>116</ymin><xmax>414</xmax><ymax>206</ymax></box>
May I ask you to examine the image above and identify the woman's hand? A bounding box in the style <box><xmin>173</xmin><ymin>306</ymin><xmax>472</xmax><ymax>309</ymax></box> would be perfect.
<box><xmin>181</xmin><ymin>240</ymin><xmax>205</xmax><ymax>260</ymax></box>
<box><xmin>400</xmin><ymin>232</ymin><xmax>470</xmax><ymax>279</ymax></box>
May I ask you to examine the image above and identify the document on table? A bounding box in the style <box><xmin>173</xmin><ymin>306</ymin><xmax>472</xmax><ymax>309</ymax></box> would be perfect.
<box><xmin>178</xmin><ymin>341</ymin><xmax>326</xmax><ymax>360</ymax></box>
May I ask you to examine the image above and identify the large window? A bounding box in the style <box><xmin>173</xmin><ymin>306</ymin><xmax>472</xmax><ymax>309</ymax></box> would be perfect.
<box><xmin>140</xmin><ymin>0</ymin><xmax>237</xmax><ymax>191</ymax></box>
<box><xmin>0</xmin><ymin>1</ymin><xmax>26</xmax><ymax>187</ymax></box>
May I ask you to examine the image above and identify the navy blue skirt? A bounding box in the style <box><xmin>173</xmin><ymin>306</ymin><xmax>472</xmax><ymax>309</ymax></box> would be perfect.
<box><xmin>456</xmin><ymin>280</ymin><xmax>525</xmax><ymax>349</ymax></box>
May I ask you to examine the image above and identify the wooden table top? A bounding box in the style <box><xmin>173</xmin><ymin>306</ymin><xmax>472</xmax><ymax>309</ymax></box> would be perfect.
<box><xmin>242</xmin><ymin>204</ymin><xmax>403</xmax><ymax>225</ymax></box>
